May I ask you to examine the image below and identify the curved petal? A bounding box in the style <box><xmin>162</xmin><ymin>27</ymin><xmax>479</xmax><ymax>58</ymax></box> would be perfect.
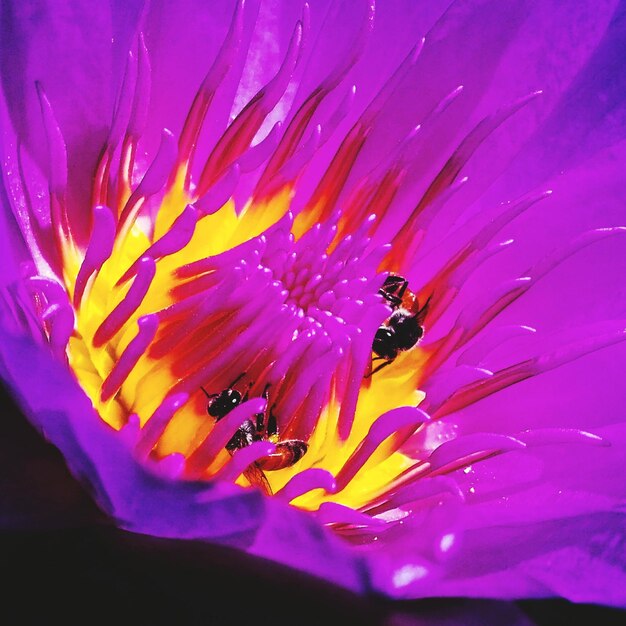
<box><xmin>0</xmin><ymin>315</ymin><xmax>371</xmax><ymax>591</ymax></box>
<box><xmin>0</xmin><ymin>1</ymin><xmax>145</xmax><ymax>239</ymax></box>
<box><xmin>365</xmin><ymin>423</ymin><xmax>626</xmax><ymax>604</ymax></box>
<box><xmin>1</xmin><ymin>0</ymin><xmax>626</xmax><ymax>609</ymax></box>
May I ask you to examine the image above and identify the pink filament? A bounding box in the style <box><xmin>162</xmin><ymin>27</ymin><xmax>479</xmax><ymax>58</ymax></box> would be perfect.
<box><xmin>100</xmin><ymin>314</ymin><xmax>159</xmax><ymax>401</ymax></box>
<box><xmin>93</xmin><ymin>257</ymin><xmax>156</xmax><ymax>347</ymax></box>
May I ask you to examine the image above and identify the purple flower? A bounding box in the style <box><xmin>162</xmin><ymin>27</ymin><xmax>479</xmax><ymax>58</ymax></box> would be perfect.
<box><xmin>1</xmin><ymin>0</ymin><xmax>626</xmax><ymax>607</ymax></box>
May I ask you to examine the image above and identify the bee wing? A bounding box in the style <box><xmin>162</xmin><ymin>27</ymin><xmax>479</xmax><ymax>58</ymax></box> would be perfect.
<box><xmin>243</xmin><ymin>463</ymin><xmax>273</xmax><ymax>496</ymax></box>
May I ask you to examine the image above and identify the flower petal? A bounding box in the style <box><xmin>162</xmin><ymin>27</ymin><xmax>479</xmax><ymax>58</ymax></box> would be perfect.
<box><xmin>0</xmin><ymin>312</ymin><xmax>373</xmax><ymax>591</ymax></box>
<box><xmin>0</xmin><ymin>0</ymin><xmax>144</xmax><ymax>238</ymax></box>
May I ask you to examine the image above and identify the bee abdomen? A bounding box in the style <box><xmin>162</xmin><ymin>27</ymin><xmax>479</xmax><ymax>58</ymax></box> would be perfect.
<box><xmin>256</xmin><ymin>439</ymin><xmax>308</xmax><ymax>471</ymax></box>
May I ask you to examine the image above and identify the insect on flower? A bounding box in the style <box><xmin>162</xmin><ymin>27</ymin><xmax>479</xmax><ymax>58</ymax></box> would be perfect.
<box><xmin>368</xmin><ymin>274</ymin><xmax>431</xmax><ymax>377</ymax></box>
<box><xmin>1</xmin><ymin>0</ymin><xmax>626</xmax><ymax>607</ymax></box>
<box><xmin>201</xmin><ymin>375</ymin><xmax>308</xmax><ymax>494</ymax></box>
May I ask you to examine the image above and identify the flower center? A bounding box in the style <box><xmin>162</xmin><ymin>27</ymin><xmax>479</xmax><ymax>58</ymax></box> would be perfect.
<box><xmin>7</xmin><ymin>2</ymin><xmax>626</xmax><ymax>538</ymax></box>
<box><xmin>58</xmin><ymin>144</ymin><xmax>427</xmax><ymax>512</ymax></box>
<box><xmin>18</xmin><ymin>6</ymin><xmax>443</xmax><ymax>517</ymax></box>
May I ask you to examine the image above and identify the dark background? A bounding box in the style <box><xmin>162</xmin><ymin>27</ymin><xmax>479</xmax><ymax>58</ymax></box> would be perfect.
<box><xmin>2</xmin><ymin>382</ymin><xmax>625</xmax><ymax>625</ymax></box>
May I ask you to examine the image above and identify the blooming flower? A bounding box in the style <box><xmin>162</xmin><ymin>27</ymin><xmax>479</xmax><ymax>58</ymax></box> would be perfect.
<box><xmin>1</xmin><ymin>0</ymin><xmax>626</xmax><ymax>607</ymax></box>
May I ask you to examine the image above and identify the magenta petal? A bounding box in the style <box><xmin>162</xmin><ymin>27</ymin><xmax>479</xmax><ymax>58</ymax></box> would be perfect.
<box><xmin>390</xmin><ymin>421</ymin><xmax>626</xmax><ymax>605</ymax></box>
<box><xmin>74</xmin><ymin>205</ymin><xmax>116</xmax><ymax>306</ymax></box>
<box><xmin>275</xmin><ymin>468</ymin><xmax>337</xmax><ymax>502</ymax></box>
<box><xmin>247</xmin><ymin>499</ymin><xmax>368</xmax><ymax>592</ymax></box>
<box><xmin>0</xmin><ymin>191</ymin><xmax>26</xmax><ymax>288</ymax></box>
<box><xmin>1</xmin><ymin>0</ymin><xmax>626</xmax><ymax>611</ymax></box>
<box><xmin>0</xmin><ymin>1</ymin><xmax>144</xmax><ymax>239</ymax></box>
<box><xmin>0</xmin><ymin>320</ymin><xmax>371</xmax><ymax>592</ymax></box>
<box><xmin>0</xmin><ymin>324</ymin><xmax>253</xmax><ymax>540</ymax></box>
<box><xmin>428</xmin><ymin>510</ymin><xmax>626</xmax><ymax>607</ymax></box>
<box><xmin>363</xmin><ymin>426</ymin><xmax>626</xmax><ymax>605</ymax></box>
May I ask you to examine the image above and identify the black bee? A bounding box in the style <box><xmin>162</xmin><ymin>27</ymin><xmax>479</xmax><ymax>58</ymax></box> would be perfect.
<box><xmin>201</xmin><ymin>376</ymin><xmax>308</xmax><ymax>494</ymax></box>
<box><xmin>367</xmin><ymin>274</ymin><xmax>431</xmax><ymax>377</ymax></box>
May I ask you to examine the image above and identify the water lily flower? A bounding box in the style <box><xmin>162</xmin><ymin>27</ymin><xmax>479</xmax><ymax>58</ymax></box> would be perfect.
<box><xmin>2</xmin><ymin>0</ymin><xmax>626</xmax><ymax>607</ymax></box>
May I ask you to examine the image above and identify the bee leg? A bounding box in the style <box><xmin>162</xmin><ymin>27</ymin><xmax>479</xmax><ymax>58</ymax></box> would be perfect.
<box><xmin>244</xmin><ymin>377</ymin><xmax>257</xmax><ymax>403</ymax></box>
<box><xmin>262</xmin><ymin>384</ymin><xmax>280</xmax><ymax>438</ymax></box>
<box><xmin>379</xmin><ymin>291</ymin><xmax>402</xmax><ymax>307</ymax></box>
<box><xmin>227</xmin><ymin>372</ymin><xmax>247</xmax><ymax>388</ymax></box>
<box><xmin>380</xmin><ymin>275</ymin><xmax>408</xmax><ymax>306</ymax></box>
<box><xmin>368</xmin><ymin>358</ymin><xmax>394</xmax><ymax>377</ymax></box>
<box><xmin>416</xmin><ymin>293</ymin><xmax>433</xmax><ymax>320</ymax></box>
<box><xmin>200</xmin><ymin>386</ymin><xmax>218</xmax><ymax>399</ymax></box>
<box><xmin>364</xmin><ymin>357</ymin><xmax>387</xmax><ymax>379</ymax></box>
<box><xmin>267</xmin><ymin>405</ymin><xmax>278</xmax><ymax>438</ymax></box>
<box><xmin>255</xmin><ymin>410</ymin><xmax>264</xmax><ymax>435</ymax></box>
<box><xmin>255</xmin><ymin>383</ymin><xmax>272</xmax><ymax>436</ymax></box>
